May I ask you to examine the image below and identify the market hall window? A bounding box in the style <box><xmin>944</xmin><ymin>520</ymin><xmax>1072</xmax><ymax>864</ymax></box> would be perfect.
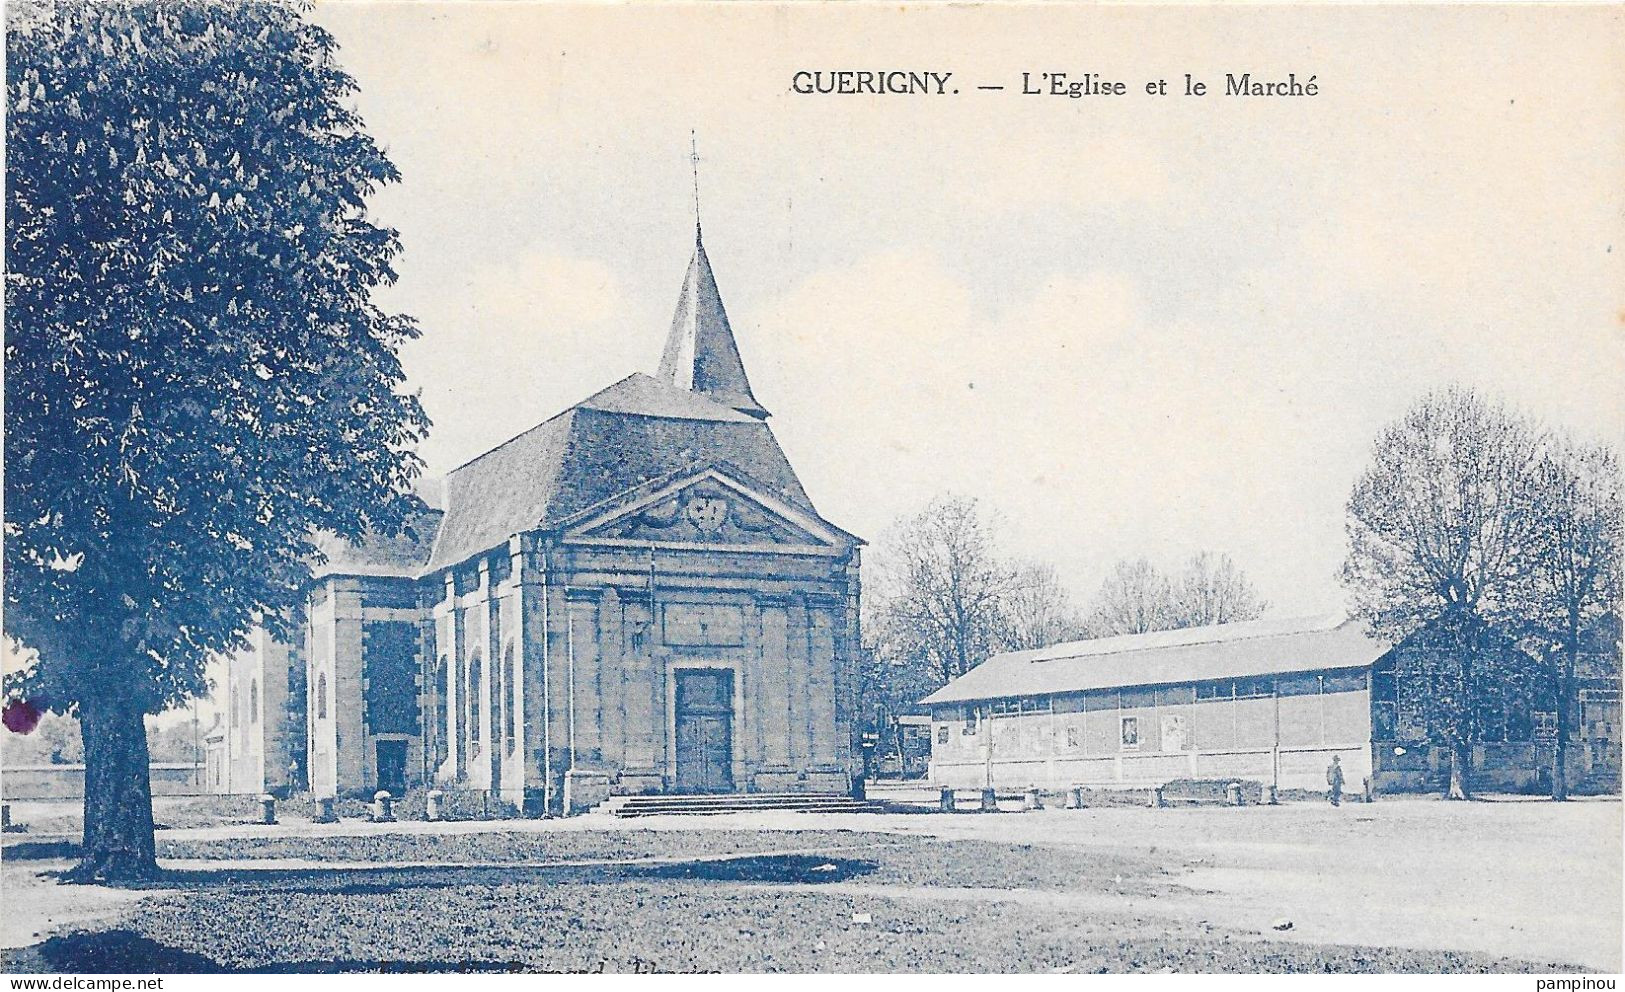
<box><xmin>1120</xmin><ymin>716</ymin><xmax>1140</xmax><ymax>749</ymax></box>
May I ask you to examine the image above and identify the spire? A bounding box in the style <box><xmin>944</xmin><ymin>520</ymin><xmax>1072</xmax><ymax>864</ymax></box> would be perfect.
<box><xmin>690</xmin><ymin>130</ymin><xmax>703</xmax><ymax>238</ymax></box>
<box><xmin>658</xmin><ymin>225</ymin><xmax>770</xmax><ymax>419</ymax></box>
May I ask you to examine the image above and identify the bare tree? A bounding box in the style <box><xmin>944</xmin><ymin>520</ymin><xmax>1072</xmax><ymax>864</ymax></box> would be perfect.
<box><xmin>1171</xmin><ymin>552</ymin><xmax>1268</xmax><ymax>627</ymax></box>
<box><xmin>1341</xmin><ymin>387</ymin><xmax>1545</xmax><ymax>799</ymax></box>
<box><xmin>1087</xmin><ymin>558</ymin><xmax>1176</xmax><ymax>636</ymax></box>
<box><xmin>1523</xmin><ymin>439</ymin><xmax>1622</xmax><ymax>799</ymax></box>
<box><xmin>870</xmin><ymin>495</ymin><xmax>1018</xmax><ymax>685</ymax></box>
<box><xmin>1002</xmin><ymin>561</ymin><xmax>1088</xmax><ymax>651</ymax></box>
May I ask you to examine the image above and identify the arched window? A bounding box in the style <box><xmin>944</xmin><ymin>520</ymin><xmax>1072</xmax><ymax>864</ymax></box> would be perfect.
<box><xmin>249</xmin><ymin>680</ymin><xmax>259</xmax><ymax>724</ymax></box>
<box><xmin>317</xmin><ymin>672</ymin><xmax>328</xmax><ymax>719</ymax></box>
<box><xmin>467</xmin><ymin>651</ymin><xmax>483</xmax><ymax>745</ymax></box>
<box><xmin>231</xmin><ymin>683</ymin><xmax>240</xmax><ymax>729</ymax></box>
<box><xmin>502</xmin><ymin>644</ymin><xmax>516</xmax><ymax>753</ymax></box>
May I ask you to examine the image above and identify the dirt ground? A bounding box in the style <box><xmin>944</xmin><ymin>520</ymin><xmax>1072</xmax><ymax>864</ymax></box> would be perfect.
<box><xmin>2</xmin><ymin>794</ymin><xmax>1618</xmax><ymax>972</ymax></box>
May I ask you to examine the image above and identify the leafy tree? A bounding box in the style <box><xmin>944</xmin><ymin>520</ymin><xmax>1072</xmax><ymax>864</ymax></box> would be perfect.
<box><xmin>1</xmin><ymin>710</ymin><xmax>84</xmax><ymax>765</ymax></box>
<box><xmin>5</xmin><ymin>1</ymin><xmax>427</xmax><ymax>880</ymax></box>
<box><xmin>1521</xmin><ymin>439</ymin><xmax>1621</xmax><ymax>799</ymax></box>
<box><xmin>1340</xmin><ymin>387</ymin><xmax>1544</xmax><ymax>799</ymax></box>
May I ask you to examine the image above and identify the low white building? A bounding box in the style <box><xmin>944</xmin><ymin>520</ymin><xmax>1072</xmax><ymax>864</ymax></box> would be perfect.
<box><xmin>921</xmin><ymin>614</ymin><xmax>1387</xmax><ymax>793</ymax></box>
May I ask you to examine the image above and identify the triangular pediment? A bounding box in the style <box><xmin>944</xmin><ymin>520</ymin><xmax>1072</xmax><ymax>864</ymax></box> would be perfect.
<box><xmin>561</xmin><ymin>467</ymin><xmax>851</xmax><ymax>553</ymax></box>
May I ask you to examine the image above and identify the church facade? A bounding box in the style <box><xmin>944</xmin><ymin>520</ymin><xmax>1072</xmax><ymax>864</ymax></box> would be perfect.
<box><xmin>213</xmin><ymin>226</ymin><xmax>863</xmax><ymax>814</ymax></box>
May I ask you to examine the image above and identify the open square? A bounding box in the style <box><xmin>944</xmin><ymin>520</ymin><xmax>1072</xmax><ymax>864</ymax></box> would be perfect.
<box><xmin>4</xmin><ymin>795</ymin><xmax>1618</xmax><ymax>973</ymax></box>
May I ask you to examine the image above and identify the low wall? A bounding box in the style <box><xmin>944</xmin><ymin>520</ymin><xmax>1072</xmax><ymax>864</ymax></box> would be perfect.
<box><xmin>1</xmin><ymin>763</ymin><xmax>205</xmax><ymax>799</ymax></box>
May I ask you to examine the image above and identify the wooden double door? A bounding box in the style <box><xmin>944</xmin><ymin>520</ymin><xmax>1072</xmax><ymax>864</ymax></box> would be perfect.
<box><xmin>675</xmin><ymin>669</ymin><xmax>734</xmax><ymax>793</ymax></box>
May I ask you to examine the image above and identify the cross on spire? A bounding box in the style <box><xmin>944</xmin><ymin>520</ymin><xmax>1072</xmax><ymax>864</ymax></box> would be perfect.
<box><xmin>689</xmin><ymin>130</ymin><xmax>702</xmax><ymax>236</ymax></box>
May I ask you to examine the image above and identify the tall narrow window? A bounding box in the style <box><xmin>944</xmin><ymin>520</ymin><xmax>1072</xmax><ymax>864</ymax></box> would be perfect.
<box><xmin>317</xmin><ymin>672</ymin><xmax>328</xmax><ymax>719</ymax></box>
<box><xmin>435</xmin><ymin>655</ymin><xmax>450</xmax><ymax>766</ymax></box>
<box><xmin>502</xmin><ymin>644</ymin><xmax>516</xmax><ymax>753</ymax></box>
<box><xmin>249</xmin><ymin>679</ymin><xmax>259</xmax><ymax>723</ymax></box>
<box><xmin>468</xmin><ymin>651</ymin><xmax>483</xmax><ymax>745</ymax></box>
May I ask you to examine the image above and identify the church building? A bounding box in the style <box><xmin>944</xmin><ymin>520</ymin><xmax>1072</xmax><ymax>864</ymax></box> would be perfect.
<box><xmin>213</xmin><ymin>223</ymin><xmax>864</xmax><ymax>815</ymax></box>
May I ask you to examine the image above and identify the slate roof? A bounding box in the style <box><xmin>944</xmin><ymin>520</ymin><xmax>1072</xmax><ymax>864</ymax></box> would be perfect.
<box><xmin>920</xmin><ymin>614</ymin><xmax>1391</xmax><ymax>707</ymax></box>
<box><xmin>310</xmin><ymin>508</ymin><xmax>443</xmax><ymax>580</ymax></box>
<box><xmin>423</xmin><ymin>373</ymin><xmax>817</xmax><ymax>572</ymax></box>
<box><xmin>657</xmin><ymin>229</ymin><xmax>769</xmax><ymax>419</ymax></box>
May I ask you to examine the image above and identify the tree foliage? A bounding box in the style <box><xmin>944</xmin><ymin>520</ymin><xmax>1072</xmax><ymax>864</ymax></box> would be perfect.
<box><xmin>1340</xmin><ymin>387</ymin><xmax>1553</xmax><ymax>798</ymax></box>
<box><xmin>1518</xmin><ymin>439</ymin><xmax>1622</xmax><ymax>798</ymax></box>
<box><xmin>4</xmin><ymin>0</ymin><xmax>426</xmax><ymax>877</ymax></box>
<box><xmin>1341</xmin><ymin>388</ymin><xmax>1544</xmax><ymax>639</ymax></box>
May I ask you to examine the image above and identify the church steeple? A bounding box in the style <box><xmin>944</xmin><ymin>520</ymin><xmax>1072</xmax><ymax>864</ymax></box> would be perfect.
<box><xmin>657</xmin><ymin>186</ymin><xmax>770</xmax><ymax>419</ymax></box>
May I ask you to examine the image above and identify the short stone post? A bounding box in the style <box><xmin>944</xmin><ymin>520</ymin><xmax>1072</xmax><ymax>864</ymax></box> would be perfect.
<box><xmin>426</xmin><ymin>789</ymin><xmax>444</xmax><ymax>822</ymax></box>
<box><xmin>1024</xmin><ymin>787</ymin><xmax>1044</xmax><ymax>811</ymax></box>
<box><xmin>1069</xmin><ymin>786</ymin><xmax>1085</xmax><ymax>810</ymax></box>
<box><xmin>372</xmin><ymin>790</ymin><xmax>396</xmax><ymax>823</ymax></box>
<box><xmin>1</xmin><ymin>803</ymin><xmax>10</xmax><ymax>830</ymax></box>
<box><xmin>939</xmin><ymin>787</ymin><xmax>954</xmax><ymax>813</ymax></box>
<box><xmin>314</xmin><ymin>795</ymin><xmax>339</xmax><ymax>824</ymax></box>
<box><xmin>1226</xmin><ymin>782</ymin><xmax>1243</xmax><ymax>807</ymax></box>
<box><xmin>978</xmin><ymin>787</ymin><xmax>997</xmax><ymax>812</ymax></box>
<box><xmin>258</xmin><ymin>794</ymin><xmax>277</xmax><ymax>825</ymax></box>
<box><xmin>1362</xmin><ymin>776</ymin><xmax>1374</xmax><ymax>803</ymax></box>
<box><xmin>1150</xmin><ymin>785</ymin><xmax>1166</xmax><ymax>808</ymax></box>
<box><xmin>1266</xmin><ymin>784</ymin><xmax>1279</xmax><ymax>806</ymax></box>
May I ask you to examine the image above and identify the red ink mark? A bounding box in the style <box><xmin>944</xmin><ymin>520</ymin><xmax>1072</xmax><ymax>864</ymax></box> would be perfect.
<box><xmin>2</xmin><ymin>699</ymin><xmax>43</xmax><ymax>734</ymax></box>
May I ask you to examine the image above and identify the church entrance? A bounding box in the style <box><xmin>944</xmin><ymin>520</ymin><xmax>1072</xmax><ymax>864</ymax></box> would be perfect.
<box><xmin>674</xmin><ymin>669</ymin><xmax>733</xmax><ymax>792</ymax></box>
<box><xmin>375</xmin><ymin>739</ymin><xmax>407</xmax><ymax>796</ymax></box>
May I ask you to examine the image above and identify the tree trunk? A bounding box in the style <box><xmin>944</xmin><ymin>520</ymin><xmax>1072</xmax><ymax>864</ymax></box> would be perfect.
<box><xmin>1552</xmin><ymin>636</ymin><xmax>1576</xmax><ymax>802</ymax></box>
<box><xmin>67</xmin><ymin>690</ymin><xmax>159</xmax><ymax>883</ymax></box>
<box><xmin>1446</xmin><ymin>739</ymin><xmax>1473</xmax><ymax>801</ymax></box>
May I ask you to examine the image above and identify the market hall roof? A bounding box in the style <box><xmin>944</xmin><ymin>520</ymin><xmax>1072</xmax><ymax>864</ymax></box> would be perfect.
<box><xmin>920</xmin><ymin>614</ymin><xmax>1392</xmax><ymax>707</ymax></box>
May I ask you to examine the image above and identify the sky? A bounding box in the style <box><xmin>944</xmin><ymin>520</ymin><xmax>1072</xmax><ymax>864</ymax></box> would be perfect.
<box><xmin>306</xmin><ymin>1</ymin><xmax>1624</xmax><ymax>620</ymax></box>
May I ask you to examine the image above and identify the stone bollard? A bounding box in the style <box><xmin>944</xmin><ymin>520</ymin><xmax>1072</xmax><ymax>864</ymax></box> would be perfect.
<box><xmin>1226</xmin><ymin>782</ymin><xmax>1243</xmax><ymax>807</ymax></box>
<box><xmin>1024</xmin><ymin>787</ymin><xmax>1044</xmax><ymax>811</ymax></box>
<box><xmin>1151</xmin><ymin>785</ymin><xmax>1166</xmax><ymax>808</ymax></box>
<box><xmin>1363</xmin><ymin>777</ymin><xmax>1374</xmax><ymax>803</ymax></box>
<box><xmin>372</xmin><ymin>790</ymin><xmax>396</xmax><ymax>823</ymax></box>
<box><xmin>979</xmin><ymin>787</ymin><xmax>997</xmax><ymax>812</ymax></box>
<box><xmin>939</xmin><ymin>787</ymin><xmax>954</xmax><ymax>813</ymax></box>
<box><xmin>426</xmin><ymin>789</ymin><xmax>444</xmax><ymax>822</ymax></box>
<box><xmin>258</xmin><ymin>794</ymin><xmax>277</xmax><ymax>825</ymax></box>
<box><xmin>1</xmin><ymin>802</ymin><xmax>9</xmax><ymax>830</ymax></box>
<box><xmin>1266</xmin><ymin>784</ymin><xmax>1280</xmax><ymax>806</ymax></box>
<box><xmin>314</xmin><ymin>796</ymin><xmax>339</xmax><ymax>824</ymax></box>
<box><xmin>1070</xmin><ymin>786</ymin><xmax>1085</xmax><ymax>810</ymax></box>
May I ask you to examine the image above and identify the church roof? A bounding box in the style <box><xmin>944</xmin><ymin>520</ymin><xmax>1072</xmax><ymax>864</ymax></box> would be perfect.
<box><xmin>424</xmin><ymin>373</ymin><xmax>815</xmax><ymax>571</ymax></box>
<box><xmin>657</xmin><ymin>229</ymin><xmax>770</xmax><ymax>419</ymax></box>
<box><xmin>309</xmin><ymin>507</ymin><xmax>443</xmax><ymax>580</ymax></box>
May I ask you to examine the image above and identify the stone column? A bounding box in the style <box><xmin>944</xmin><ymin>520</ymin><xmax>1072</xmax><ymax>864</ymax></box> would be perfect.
<box><xmin>597</xmin><ymin>585</ymin><xmax>623</xmax><ymax>771</ymax></box>
<box><xmin>785</xmin><ymin>595</ymin><xmax>808</xmax><ymax>772</ymax></box>
<box><xmin>331</xmin><ymin>578</ymin><xmax>367</xmax><ymax>794</ymax></box>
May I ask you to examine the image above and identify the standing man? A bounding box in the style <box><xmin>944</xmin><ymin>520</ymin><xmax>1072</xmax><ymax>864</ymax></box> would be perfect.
<box><xmin>1326</xmin><ymin>754</ymin><xmax>1345</xmax><ymax>807</ymax></box>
